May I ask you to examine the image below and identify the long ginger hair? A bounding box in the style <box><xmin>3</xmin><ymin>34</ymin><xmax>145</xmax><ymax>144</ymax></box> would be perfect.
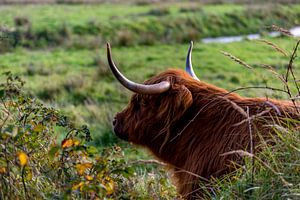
<box><xmin>114</xmin><ymin>69</ymin><xmax>299</xmax><ymax>199</ymax></box>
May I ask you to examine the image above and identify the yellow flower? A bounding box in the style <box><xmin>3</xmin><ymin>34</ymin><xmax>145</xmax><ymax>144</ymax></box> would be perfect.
<box><xmin>18</xmin><ymin>151</ymin><xmax>28</xmax><ymax>166</ymax></box>
<box><xmin>61</xmin><ymin>138</ymin><xmax>74</xmax><ymax>148</ymax></box>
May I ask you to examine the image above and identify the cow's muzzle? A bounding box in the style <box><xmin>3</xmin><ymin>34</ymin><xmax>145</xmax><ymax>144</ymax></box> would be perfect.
<box><xmin>112</xmin><ymin>117</ymin><xmax>129</xmax><ymax>141</ymax></box>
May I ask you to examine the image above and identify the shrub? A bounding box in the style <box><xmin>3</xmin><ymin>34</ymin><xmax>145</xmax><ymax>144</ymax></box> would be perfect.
<box><xmin>147</xmin><ymin>7</ymin><xmax>170</xmax><ymax>16</ymax></box>
<box><xmin>0</xmin><ymin>72</ymin><xmax>178</xmax><ymax>199</ymax></box>
<box><xmin>14</xmin><ymin>17</ymin><xmax>31</xmax><ymax>27</ymax></box>
<box><xmin>116</xmin><ymin>30</ymin><xmax>136</xmax><ymax>46</ymax></box>
<box><xmin>179</xmin><ymin>5</ymin><xmax>203</xmax><ymax>13</ymax></box>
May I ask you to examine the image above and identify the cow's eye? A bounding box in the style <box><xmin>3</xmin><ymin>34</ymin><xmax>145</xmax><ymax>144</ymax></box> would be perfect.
<box><xmin>140</xmin><ymin>99</ymin><xmax>148</xmax><ymax>107</ymax></box>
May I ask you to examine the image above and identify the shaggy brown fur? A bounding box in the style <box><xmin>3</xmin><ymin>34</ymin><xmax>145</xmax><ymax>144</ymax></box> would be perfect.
<box><xmin>113</xmin><ymin>69</ymin><xmax>299</xmax><ymax>199</ymax></box>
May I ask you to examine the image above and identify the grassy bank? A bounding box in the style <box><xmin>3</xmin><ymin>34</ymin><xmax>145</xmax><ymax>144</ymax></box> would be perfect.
<box><xmin>0</xmin><ymin>3</ymin><xmax>300</xmax><ymax>50</ymax></box>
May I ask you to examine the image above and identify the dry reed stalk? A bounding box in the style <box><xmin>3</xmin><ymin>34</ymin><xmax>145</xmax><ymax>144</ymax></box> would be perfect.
<box><xmin>257</xmin><ymin>39</ymin><xmax>289</xmax><ymax>57</ymax></box>
<box><xmin>260</xmin><ymin>64</ymin><xmax>286</xmax><ymax>83</ymax></box>
<box><xmin>129</xmin><ymin>159</ymin><xmax>166</xmax><ymax>166</ymax></box>
<box><xmin>270</xmin><ymin>25</ymin><xmax>293</xmax><ymax>37</ymax></box>
<box><xmin>226</xmin><ymin>86</ymin><xmax>289</xmax><ymax>96</ymax></box>
<box><xmin>221</xmin><ymin>51</ymin><xmax>253</xmax><ymax>69</ymax></box>
<box><xmin>284</xmin><ymin>39</ymin><xmax>300</xmax><ymax>113</ymax></box>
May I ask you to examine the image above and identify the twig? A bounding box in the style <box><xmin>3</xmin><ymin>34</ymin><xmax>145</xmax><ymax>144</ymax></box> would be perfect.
<box><xmin>284</xmin><ymin>39</ymin><xmax>300</xmax><ymax>113</ymax></box>
<box><xmin>21</xmin><ymin>166</ymin><xmax>28</xmax><ymax>200</ymax></box>
<box><xmin>174</xmin><ymin>169</ymin><xmax>209</xmax><ymax>182</ymax></box>
<box><xmin>286</xmin><ymin>40</ymin><xmax>300</xmax><ymax>91</ymax></box>
<box><xmin>246</xmin><ymin>107</ymin><xmax>255</xmax><ymax>187</ymax></box>
<box><xmin>233</xmin><ymin>108</ymin><xmax>272</xmax><ymax>126</ymax></box>
<box><xmin>220</xmin><ymin>96</ymin><xmax>247</xmax><ymax>117</ymax></box>
<box><xmin>128</xmin><ymin>159</ymin><xmax>166</xmax><ymax>166</ymax></box>
<box><xmin>226</xmin><ymin>86</ymin><xmax>289</xmax><ymax>96</ymax></box>
<box><xmin>263</xmin><ymin>101</ymin><xmax>281</xmax><ymax>115</ymax></box>
<box><xmin>261</xmin><ymin>64</ymin><xmax>286</xmax><ymax>84</ymax></box>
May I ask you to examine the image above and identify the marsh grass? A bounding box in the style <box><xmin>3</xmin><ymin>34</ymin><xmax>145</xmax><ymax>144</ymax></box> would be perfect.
<box><xmin>202</xmin><ymin>122</ymin><xmax>300</xmax><ymax>199</ymax></box>
<box><xmin>199</xmin><ymin>34</ymin><xmax>300</xmax><ymax>200</ymax></box>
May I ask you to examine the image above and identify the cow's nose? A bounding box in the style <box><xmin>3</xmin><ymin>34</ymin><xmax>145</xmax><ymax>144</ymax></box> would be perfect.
<box><xmin>113</xmin><ymin>118</ymin><xmax>117</xmax><ymax>126</ymax></box>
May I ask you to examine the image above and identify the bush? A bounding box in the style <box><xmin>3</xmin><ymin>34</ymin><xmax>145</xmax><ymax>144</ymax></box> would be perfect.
<box><xmin>0</xmin><ymin>72</ymin><xmax>178</xmax><ymax>199</ymax></box>
<box><xmin>147</xmin><ymin>7</ymin><xmax>170</xmax><ymax>16</ymax></box>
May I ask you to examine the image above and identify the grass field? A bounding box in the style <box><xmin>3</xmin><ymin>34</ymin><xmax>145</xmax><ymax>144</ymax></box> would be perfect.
<box><xmin>0</xmin><ymin>2</ymin><xmax>299</xmax><ymax>199</ymax></box>
<box><xmin>1</xmin><ymin>37</ymin><xmax>299</xmax><ymax>143</ymax></box>
<box><xmin>0</xmin><ymin>3</ymin><xmax>299</xmax><ymax>49</ymax></box>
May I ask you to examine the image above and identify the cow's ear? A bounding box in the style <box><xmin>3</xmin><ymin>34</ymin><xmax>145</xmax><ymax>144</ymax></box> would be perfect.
<box><xmin>171</xmin><ymin>84</ymin><xmax>193</xmax><ymax>120</ymax></box>
<box><xmin>158</xmin><ymin>84</ymin><xmax>193</xmax><ymax>122</ymax></box>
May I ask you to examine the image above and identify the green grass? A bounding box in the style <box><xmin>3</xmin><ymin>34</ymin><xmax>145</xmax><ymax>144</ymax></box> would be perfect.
<box><xmin>0</xmin><ymin>37</ymin><xmax>299</xmax><ymax>146</ymax></box>
<box><xmin>0</xmin><ymin>4</ymin><xmax>243</xmax><ymax>29</ymax></box>
<box><xmin>203</xmin><ymin>121</ymin><xmax>300</xmax><ymax>199</ymax></box>
<box><xmin>0</xmin><ymin>3</ymin><xmax>299</xmax><ymax>49</ymax></box>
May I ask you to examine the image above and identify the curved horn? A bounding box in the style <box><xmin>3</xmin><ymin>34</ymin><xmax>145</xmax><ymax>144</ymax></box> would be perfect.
<box><xmin>185</xmin><ymin>41</ymin><xmax>200</xmax><ymax>81</ymax></box>
<box><xmin>107</xmin><ymin>43</ymin><xmax>170</xmax><ymax>95</ymax></box>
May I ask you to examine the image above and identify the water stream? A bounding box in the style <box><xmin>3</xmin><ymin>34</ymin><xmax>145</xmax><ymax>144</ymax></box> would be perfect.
<box><xmin>201</xmin><ymin>26</ymin><xmax>300</xmax><ymax>44</ymax></box>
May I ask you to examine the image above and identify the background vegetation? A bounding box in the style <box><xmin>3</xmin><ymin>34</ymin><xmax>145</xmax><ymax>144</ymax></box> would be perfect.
<box><xmin>0</xmin><ymin>1</ymin><xmax>299</xmax><ymax>199</ymax></box>
<box><xmin>0</xmin><ymin>3</ymin><xmax>300</xmax><ymax>49</ymax></box>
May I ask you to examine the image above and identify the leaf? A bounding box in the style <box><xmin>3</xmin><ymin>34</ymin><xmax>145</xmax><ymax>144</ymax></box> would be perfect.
<box><xmin>18</xmin><ymin>151</ymin><xmax>28</xmax><ymax>166</ymax></box>
<box><xmin>72</xmin><ymin>182</ymin><xmax>84</xmax><ymax>191</ymax></box>
<box><xmin>48</xmin><ymin>146</ymin><xmax>60</xmax><ymax>158</ymax></box>
<box><xmin>0</xmin><ymin>167</ymin><xmax>6</xmax><ymax>174</ymax></box>
<box><xmin>0</xmin><ymin>89</ymin><xmax>4</xmax><ymax>98</ymax></box>
<box><xmin>87</xmin><ymin>146</ymin><xmax>98</xmax><ymax>155</ymax></box>
<box><xmin>75</xmin><ymin>163</ymin><xmax>93</xmax><ymax>175</ymax></box>
<box><xmin>33</xmin><ymin>123</ymin><xmax>45</xmax><ymax>133</ymax></box>
<box><xmin>74</xmin><ymin>139</ymin><xmax>80</xmax><ymax>146</ymax></box>
<box><xmin>102</xmin><ymin>177</ymin><xmax>115</xmax><ymax>195</ymax></box>
<box><xmin>61</xmin><ymin>138</ymin><xmax>74</xmax><ymax>148</ymax></box>
<box><xmin>85</xmin><ymin>175</ymin><xmax>93</xmax><ymax>181</ymax></box>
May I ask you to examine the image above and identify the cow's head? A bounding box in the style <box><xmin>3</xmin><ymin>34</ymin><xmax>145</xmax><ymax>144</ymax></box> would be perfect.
<box><xmin>107</xmin><ymin>42</ymin><xmax>200</xmax><ymax>148</ymax></box>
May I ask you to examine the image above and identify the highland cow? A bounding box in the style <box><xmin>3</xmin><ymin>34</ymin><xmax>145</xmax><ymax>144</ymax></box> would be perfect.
<box><xmin>106</xmin><ymin>42</ymin><xmax>299</xmax><ymax>199</ymax></box>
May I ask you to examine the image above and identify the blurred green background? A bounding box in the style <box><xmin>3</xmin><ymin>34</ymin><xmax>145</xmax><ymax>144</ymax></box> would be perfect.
<box><xmin>1</xmin><ymin>1</ymin><xmax>299</xmax><ymax>148</ymax></box>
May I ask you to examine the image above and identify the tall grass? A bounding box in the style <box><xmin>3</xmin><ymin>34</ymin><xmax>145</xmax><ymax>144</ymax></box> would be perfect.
<box><xmin>201</xmin><ymin>35</ymin><xmax>300</xmax><ymax>199</ymax></box>
<box><xmin>203</xmin><ymin>121</ymin><xmax>300</xmax><ymax>199</ymax></box>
